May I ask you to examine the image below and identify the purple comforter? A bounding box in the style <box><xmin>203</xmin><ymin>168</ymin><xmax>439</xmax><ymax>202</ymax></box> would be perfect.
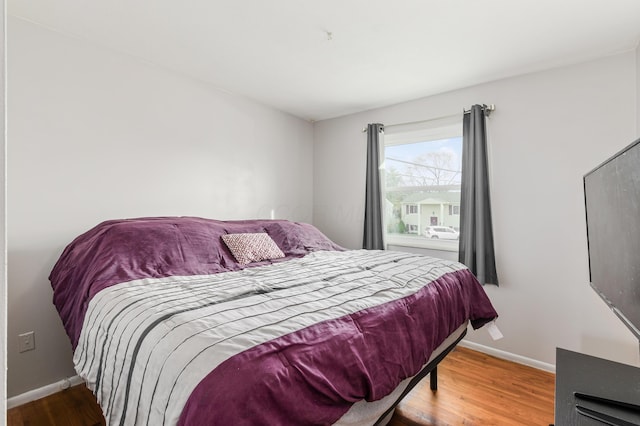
<box><xmin>49</xmin><ymin>217</ymin><xmax>343</xmax><ymax>349</ymax></box>
<box><xmin>178</xmin><ymin>266</ymin><xmax>496</xmax><ymax>425</ymax></box>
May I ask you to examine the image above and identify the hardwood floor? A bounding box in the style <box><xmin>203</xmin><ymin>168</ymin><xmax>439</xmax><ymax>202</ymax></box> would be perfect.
<box><xmin>6</xmin><ymin>347</ymin><xmax>555</xmax><ymax>426</ymax></box>
<box><xmin>6</xmin><ymin>384</ymin><xmax>104</xmax><ymax>426</ymax></box>
<box><xmin>388</xmin><ymin>347</ymin><xmax>555</xmax><ymax>426</ymax></box>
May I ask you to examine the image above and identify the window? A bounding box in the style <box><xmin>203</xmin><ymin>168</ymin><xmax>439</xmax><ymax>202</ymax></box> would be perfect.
<box><xmin>405</xmin><ymin>204</ymin><xmax>418</xmax><ymax>215</ymax></box>
<box><xmin>382</xmin><ymin>117</ymin><xmax>462</xmax><ymax>251</ymax></box>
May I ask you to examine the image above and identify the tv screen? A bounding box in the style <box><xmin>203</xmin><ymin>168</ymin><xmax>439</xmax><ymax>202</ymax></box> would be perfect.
<box><xmin>584</xmin><ymin>137</ymin><xmax>640</xmax><ymax>340</ymax></box>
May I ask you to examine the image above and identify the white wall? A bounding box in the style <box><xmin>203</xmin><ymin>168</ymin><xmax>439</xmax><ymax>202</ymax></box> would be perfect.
<box><xmin>314</xmin><ymin>51</ymin><xmax>640</xmax><ymax>368</ymax></box>
<box><xmin>7</xmin><ymin>17</ymin><xmax>314</xmax><ymax>397</ymax></box>
<box><xmin>637</xmin><ymin>41</ymin><xmax>640</xmax><ymax>135</ymax></box>
<box><xmin>1</xmin><ymin>0</ymin><xmax>7</xmax><ymax>420</ymax></box>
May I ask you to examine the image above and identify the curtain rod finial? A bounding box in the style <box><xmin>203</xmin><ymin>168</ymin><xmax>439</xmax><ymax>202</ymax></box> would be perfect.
<box><xmin>484</xmin><ymin>104</ymin><xmax>496</xmax><ymax>117</ymax></box>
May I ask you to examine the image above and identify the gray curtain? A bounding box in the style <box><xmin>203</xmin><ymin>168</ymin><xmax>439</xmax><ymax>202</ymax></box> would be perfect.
<box><xmin>363</xmin><ymin>123</ymin><xmax>385</xmax><ymax>250</ymax></box>
<box><xmin>459</xmin><ymin>105</ymin><xmax>499</xmax><ymax>285</ymax></box>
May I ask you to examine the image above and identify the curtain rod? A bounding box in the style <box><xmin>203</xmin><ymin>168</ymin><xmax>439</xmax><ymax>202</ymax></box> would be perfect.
<box><xmin>361</xmin><ymin>104</ymin><xmax>495</xmax><ymax>132</ymax></box>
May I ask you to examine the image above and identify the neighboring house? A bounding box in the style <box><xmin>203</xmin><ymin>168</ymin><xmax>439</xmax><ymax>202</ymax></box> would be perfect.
<box><xmin>399</xmin><ymin>192</ymin><xmax>461</xmax><ymax>235</ymax></box>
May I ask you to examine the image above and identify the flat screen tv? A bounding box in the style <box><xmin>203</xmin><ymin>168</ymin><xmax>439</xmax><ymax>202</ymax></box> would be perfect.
<box><xmin>584</xmin><ymin>137</ymin><xmax>640</xmax><ymax>341</ymax></box>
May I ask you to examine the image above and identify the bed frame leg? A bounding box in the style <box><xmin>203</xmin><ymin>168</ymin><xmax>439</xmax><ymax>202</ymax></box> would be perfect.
<box><xmin>430</xmin><ymin>366</ymin><xmax>437</xmax><ymax>391</ymax></box>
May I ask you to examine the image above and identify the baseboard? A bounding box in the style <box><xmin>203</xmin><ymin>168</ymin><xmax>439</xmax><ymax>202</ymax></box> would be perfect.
<box><xmin>6</xmin><ymin>375</ymin><xmax>84</xmax><ymax>409</ymax></box>
<box><xmin>459</xmin><ymin>340</ymin><xmax>556</xmax><ymax>373</ymax></box>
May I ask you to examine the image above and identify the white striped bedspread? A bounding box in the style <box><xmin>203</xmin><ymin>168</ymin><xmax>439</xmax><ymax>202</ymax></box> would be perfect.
<box><xmin>73</xmin><ymin>249</ymin><xmax>497</xmax><ymax>426</ymax></box>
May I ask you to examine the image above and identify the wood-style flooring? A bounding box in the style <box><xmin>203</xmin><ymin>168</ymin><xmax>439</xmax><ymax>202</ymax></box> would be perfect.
<box><xmin>7</xmin><ymin>346</ymin><xmax>555</xmax><ymax>426</ymax></box>
<box><xmin>388</xmin><ymin>347</ymin><xmax>555</xmax><ymax>426</ymax></box>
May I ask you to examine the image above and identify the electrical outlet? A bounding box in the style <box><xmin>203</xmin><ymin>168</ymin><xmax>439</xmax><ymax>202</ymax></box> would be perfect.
<box><xmin>18</xmin><ymin>331</ymin><xmax>35</xmax><ymax>353</ymax></box>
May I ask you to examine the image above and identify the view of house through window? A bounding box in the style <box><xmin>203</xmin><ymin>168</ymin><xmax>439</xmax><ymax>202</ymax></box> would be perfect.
<box><xmin>383</xmin><ymin>120</ymin><xmax>462</xmax><ymax>251</ymax></box>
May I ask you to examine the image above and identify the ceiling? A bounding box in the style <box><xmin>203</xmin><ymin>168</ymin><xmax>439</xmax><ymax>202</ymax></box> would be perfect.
<box><xmin>8</xmin><ymin>1</ymin><xmax>640</xmax><ymax>121</ymax></box>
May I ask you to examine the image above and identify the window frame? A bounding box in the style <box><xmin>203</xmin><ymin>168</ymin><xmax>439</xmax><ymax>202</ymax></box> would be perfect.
<box><xmin>382</xmin><ymin>116</ymin><xmax>463</xmax><ymax>252</ymax></box>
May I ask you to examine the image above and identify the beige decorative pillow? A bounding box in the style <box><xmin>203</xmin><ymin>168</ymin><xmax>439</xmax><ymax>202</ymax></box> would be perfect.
<box><xmin>221</xmin><ymin>233</ymin><xmax>285</xmax><ymax>265</ymax></box>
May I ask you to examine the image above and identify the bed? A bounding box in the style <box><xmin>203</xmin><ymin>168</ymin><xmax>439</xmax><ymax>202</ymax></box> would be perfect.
<box><xmin>49</xmin><ymin>216</ymin><xmax>498</xmax><ymax>425</ymax></box>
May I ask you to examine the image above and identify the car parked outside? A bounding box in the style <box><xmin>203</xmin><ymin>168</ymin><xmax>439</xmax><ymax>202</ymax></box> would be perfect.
<box><xmin>424</xmin><ymin>226</ymin><xmax>459</xmax><ymax>240</ymax></box>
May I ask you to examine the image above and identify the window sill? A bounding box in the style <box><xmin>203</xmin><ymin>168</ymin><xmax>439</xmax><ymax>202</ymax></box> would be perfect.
<box><xmin>385</xmin><ymin>234</ymin><xmax>459</xmax><ymax>253</ymax></box>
